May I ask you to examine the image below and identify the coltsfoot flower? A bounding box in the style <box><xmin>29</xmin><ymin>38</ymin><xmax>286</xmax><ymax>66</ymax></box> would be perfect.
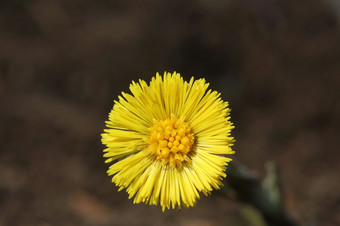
<box><xmin>101</xmin><ymin>72</ymin><xmax>235</xmax><ymax>211</ymax></box>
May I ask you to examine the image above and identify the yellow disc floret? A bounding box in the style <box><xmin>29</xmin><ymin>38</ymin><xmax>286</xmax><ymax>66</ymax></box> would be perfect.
<box><xmin>149</xmin><ymin>116</ymin><xmax>194</xmax><ymax>167</ymax></box>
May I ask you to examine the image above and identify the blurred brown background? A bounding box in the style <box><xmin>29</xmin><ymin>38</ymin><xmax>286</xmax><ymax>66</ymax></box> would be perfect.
<box><xmin>0</xmin><ymin>0</ymin><xmax>339</xmax><ymax>225</ymax></box>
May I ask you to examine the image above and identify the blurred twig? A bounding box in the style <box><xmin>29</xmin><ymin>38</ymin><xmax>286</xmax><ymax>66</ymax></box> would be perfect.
<box><xmin>221</xmin><ymin>161</ymin><xmax>298</xmax><ymax>226</ymax></box>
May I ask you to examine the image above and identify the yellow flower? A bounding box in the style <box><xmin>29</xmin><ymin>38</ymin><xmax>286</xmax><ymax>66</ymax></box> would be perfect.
<box><xmin>101</xmin><ymin>72</ymin><xmax>235</xmax><ymax>211</ymax></box>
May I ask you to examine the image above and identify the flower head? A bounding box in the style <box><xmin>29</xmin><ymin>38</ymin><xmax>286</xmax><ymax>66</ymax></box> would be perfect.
<box><xmin>101</xmin><ymin>72</ymin><xmax>235</xmax><ymax>211</ymax></box>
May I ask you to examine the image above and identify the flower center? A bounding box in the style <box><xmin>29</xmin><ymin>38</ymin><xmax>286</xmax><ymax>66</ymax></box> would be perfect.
<box><xmin>149</xmin><ymin>117</ymin><xmax>194</xmax><ymax>167</ymax></box>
